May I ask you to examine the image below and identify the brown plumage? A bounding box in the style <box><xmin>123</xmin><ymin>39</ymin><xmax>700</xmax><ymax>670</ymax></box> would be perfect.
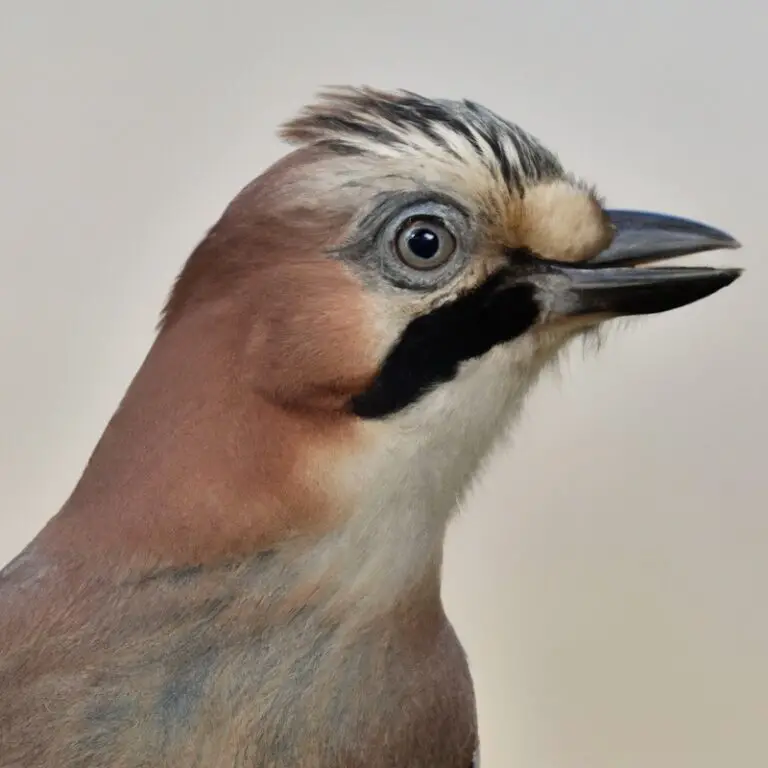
<box><xmin>0</xmin><ymin>87</ymin><xmax>741</xmax><ymax>767</ymax></box>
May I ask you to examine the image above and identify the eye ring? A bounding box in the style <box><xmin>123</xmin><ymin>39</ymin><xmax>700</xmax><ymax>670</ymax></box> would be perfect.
<box><xmin>394</xmin><ymin>218</ymin><xmax>457</xmax><ymax>271</ymax></box>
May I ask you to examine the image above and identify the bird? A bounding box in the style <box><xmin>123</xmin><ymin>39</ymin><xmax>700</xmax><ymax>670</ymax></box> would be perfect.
<box><xmin>0</xmin><ymin>86</ymin><xmax>742</xmax><ymax>768</ymax></box>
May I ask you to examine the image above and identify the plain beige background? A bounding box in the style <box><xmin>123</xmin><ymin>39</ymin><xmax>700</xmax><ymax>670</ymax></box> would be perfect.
<box><xmin>1</xmin><ymin>1</ymin><xmax>766</xmax><ymax>766</ymax></box>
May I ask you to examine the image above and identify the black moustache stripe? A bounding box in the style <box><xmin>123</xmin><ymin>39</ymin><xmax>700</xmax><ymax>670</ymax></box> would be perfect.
<box><xmin>351</xmin><ymin>271</ymin><xmax>540</xmax><ymax>419</ymax></box>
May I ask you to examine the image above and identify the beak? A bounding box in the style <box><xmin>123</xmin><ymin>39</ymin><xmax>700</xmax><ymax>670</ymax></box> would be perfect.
<box><xmin>592</xmin><ymin>209</ymin><xmax>741</xmax><ymax>267</ymax></box>
<box><xmin>538</xmin><ymin>210</ymin><xmax>743</xmax><ymax>318</ymax></box>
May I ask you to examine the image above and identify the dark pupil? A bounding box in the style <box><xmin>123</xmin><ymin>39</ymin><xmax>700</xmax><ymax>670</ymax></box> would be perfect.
<box><xmin>406</xmin><ymin>227</ymin><xmax>440</xmax><ymax>260</ymax></box>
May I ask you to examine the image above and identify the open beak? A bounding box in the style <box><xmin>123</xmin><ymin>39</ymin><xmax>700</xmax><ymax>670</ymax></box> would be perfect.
<box><xmin>541</xmin><ymin>210</ymin><xmax>743</xmax><ymax>318</ymax></box>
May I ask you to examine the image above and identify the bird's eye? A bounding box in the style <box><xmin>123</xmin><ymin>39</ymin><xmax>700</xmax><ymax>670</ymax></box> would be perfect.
<box><xmin>395</xmin><ymin>219</ymin><xmax>457</xmax><ymax>271</ymax></box>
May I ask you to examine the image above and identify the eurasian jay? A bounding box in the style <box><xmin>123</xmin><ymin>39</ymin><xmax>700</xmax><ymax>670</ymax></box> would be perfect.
<box><xmin>0</xmin><ymin>87</ymin><xmax>742</xmax><ymax>767</ymax></box>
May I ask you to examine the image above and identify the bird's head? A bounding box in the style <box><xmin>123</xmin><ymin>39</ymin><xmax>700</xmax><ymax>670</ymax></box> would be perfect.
<box><xmin>57</xmin><ymin>88</ymin><xmax>741</xmax><ymax>583</ymax></box>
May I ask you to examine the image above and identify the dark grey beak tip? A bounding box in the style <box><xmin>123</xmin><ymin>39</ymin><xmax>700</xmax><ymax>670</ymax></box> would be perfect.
<box><xmin>680</xmin><ymin>266</ymin><xmax>744</xmax><ymax>305</ymax></box>
<box><xmin>714</xmin><ymin>266</ymin><xmax>744</xmax><ymax>284</ymax></box>
<box><xmin>649</xmin><ymin>265</ymin><xmax>744</xmax><ymax>314</ymax></box>
<box><xmin>719</xmin><ymin>234</ymin><xmax>742</xmax><ymax>250</ymax></box>
<box><xmin>675</xmin><ymin>229</ymin><xmax>742</xmax><ymax>253</ymax></box>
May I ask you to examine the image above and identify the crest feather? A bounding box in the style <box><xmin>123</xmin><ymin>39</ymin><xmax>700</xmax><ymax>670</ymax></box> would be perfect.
<box><xmin>279</xmin><ymin>86</ymin><xmax>564</xmax><ymax>190</ymax></box>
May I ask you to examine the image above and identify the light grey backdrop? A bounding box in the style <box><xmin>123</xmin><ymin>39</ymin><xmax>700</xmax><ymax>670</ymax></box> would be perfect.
<box><xmin>1</xmin><ymin>2</ymin><xmax>766</xmax><ymax>766</ymax></box>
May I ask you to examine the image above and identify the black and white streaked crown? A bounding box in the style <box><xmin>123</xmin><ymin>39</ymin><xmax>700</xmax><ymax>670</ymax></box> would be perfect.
<box><xmin>281</xmin><ymin>87</ymin><xmax>565</xmax><ymax>194</ymax></box>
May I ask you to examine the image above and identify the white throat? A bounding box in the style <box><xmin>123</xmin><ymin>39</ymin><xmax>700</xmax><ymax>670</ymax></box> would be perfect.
<box><xmin>319</xmin><ymin>336</ymin><xmax>557</xmax><ymax>609</ymax></box>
